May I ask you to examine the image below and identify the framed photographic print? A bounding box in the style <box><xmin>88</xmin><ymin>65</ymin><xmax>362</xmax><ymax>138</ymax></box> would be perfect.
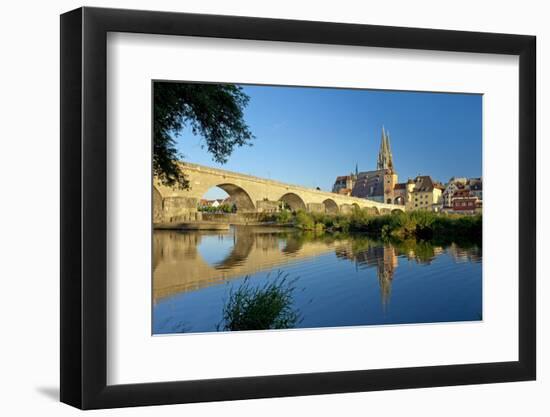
<box><xmin>60</xmin><ymin>7</ymin><xmax>536</xmax><ymax>409</ymax></box>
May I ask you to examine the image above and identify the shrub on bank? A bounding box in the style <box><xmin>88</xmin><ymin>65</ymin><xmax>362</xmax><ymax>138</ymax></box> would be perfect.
<box><xmin>198</xmin><ymin>204</ymin><xmax>235</xmax><ymax>213</ymax></box>
<box><xmin>295</xmin><ymin>210</ymin><xmax>316</xmax><ymax>230</ymax></box>
<box><xmin>272</xmin><ymin>208</ymin><xmax>481</xmax><ymax>242</ymax></box>
<box><xmin>274</xmin><ymin>209</ymin><xmax>294</xmax><ymax>224</ymax></box>
<box><xmin>218</xmin><ymin>271</ymin><xmax>300</xmax><ymax>331</ymax></box>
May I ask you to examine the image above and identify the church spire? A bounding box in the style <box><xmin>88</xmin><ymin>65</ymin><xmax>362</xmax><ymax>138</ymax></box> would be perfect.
<box><xmin>377</xmin><ymin>126</ymin><xmax>394</xmax><ymax>171</ymax></box>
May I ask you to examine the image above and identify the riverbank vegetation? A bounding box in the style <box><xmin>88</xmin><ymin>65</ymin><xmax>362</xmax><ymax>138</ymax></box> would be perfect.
<box><xmin>264</xmin><ymin>209</ymin><xmax>482</xmax><ymax>243</ymax></box>
<box><xmin>198</xmin><ymin>204</ymin><xmax>236</xmax><ymax>213</ymax></box>
<box><xmin>218</xmin><ymin>271</ymin><xmax>300</xmax><ymax>331</ymax></box>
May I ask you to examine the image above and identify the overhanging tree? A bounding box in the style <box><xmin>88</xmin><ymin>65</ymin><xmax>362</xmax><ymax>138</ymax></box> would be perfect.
<box><xmin>153</xmin><ymin>82</ymin><xmax>254</xmax><ymax>188</ymax></box>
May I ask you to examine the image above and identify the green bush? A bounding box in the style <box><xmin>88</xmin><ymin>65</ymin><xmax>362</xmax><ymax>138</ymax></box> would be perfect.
<box><xmin>261</xmin><ymin>207</ymin><xmax>481</xmax><ymax>244</ymax></box>
<box><xmin>218</xmin><ymin>272</ymin><xmax>300</xmax><ymax>331</ymax></box>
<box><xmin>274</xmin><ymin>209</ymin><xmax>293</xmax><ymax>224</ymax></box>
<box><xmin>273</xmin><ymin>209</ymin><xmax>481</xmax><ymax>243</ymax></box>
<box><xmin>198</xmin><ymin>204</ymin><xmax>235</xmax><ymax>213</ymax></box>
<box><xmin>295</xmin><ymin>210</ymin><xmax>315</xmax><ymax>230</ymax></box>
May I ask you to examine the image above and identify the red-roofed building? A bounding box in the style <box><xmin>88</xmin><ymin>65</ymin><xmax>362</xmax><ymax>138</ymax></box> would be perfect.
<box><xmin>452</xmin><ymin>189</ymin><xmax>480</xmax><ymax>212</ymax></box>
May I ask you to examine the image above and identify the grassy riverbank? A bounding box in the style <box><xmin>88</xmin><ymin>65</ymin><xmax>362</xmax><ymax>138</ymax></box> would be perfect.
<box><xmin>264</xmin><ymin>209</ymin><xmax>482</xmax><ymax>243</ymax></box>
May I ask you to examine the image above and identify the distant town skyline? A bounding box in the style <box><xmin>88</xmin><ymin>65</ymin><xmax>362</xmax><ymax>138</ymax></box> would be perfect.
<box><xmin>173</xmin><ymin>84</ymin><xmax>482</xmax><ymax>199</ymax></box>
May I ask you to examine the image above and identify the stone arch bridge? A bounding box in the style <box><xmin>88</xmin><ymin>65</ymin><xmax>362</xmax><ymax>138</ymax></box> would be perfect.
<box><xmin>154</xmin><ymin>162</ymin><xmax>405</xmax><ymax>224</ymax></box>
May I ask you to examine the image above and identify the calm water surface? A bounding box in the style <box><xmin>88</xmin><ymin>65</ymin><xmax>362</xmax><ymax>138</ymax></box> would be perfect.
<box><xmin>153</xmin><ymin>226</ymin><xmax>482</xmax><ymax>334</ymax></box>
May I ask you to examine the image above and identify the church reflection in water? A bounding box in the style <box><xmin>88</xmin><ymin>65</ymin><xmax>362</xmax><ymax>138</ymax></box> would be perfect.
<box><xmin>153</xmin><ymin>226</ymin><xmax>482</xmax><ymax>309</ymax></box>
<box><xmin>335</xmin><ymin>243</ymin><xmax>399</xmax><ymax>307</ymax></box>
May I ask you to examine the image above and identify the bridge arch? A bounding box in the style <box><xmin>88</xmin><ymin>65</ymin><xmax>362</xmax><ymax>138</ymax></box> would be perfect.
<box><xmin>365</xmin><ymin>206</ymin><xmax>380</xmax><ymax>215</ymax></box>
<box><xmin>205</xmin><ymin>183</ymin><xmax>256</xmax><ymax>211</ymax></box>
<box><xmin>279</xmin><ymin>193</ymin><xmax>307</xmax><ymax>211</ymax></box>
<box><xmin>394</xmin><ymin>196</ymin><xmax>405</xmax><ymax>205</ymax></box>
<box><xmin>340</xmin><ymin>203</ymin><xmax>354</xmax><ymax>214</ymax></box>
<box><xmin>212</xmin><ymin>232</ymin><xmax>254</xmax><ymax>269</ymax></box>
<box><xmin>322</xmin><ymin>198</ymin><xmax>339</xmax><ymax>214</ymax></box>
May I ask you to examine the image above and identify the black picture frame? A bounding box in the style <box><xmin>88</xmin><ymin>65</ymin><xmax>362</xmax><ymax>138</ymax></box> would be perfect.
<box><xmin>60</xmin><ymin>6</ymin><xmax>536</xmax><ymax>410</ymax></box>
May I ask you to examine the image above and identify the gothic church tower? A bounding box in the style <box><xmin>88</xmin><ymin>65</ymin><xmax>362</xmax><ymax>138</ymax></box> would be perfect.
<box><xmin>378</xmin><ymin>126</ymin><xmax>398</xmax><ymax>203</ymax></box>
<box><xmin>377</xmin><ymin>126</ymin><xmax>394</xmax><ymax>172</ymax></box>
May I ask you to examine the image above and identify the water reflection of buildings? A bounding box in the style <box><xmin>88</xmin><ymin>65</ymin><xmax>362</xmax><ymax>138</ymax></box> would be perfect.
<box><xmin>398</xmin><ymin>243</ymin><xmax>445</xmax><ymax>265</ymax></box>
<box><xmin>447</xmin><ymin>243</ymin><xmax>482</xmax><ymax>263</ymax></box>
<box><xmin>153</xmin><ymin>227</ymin><xmax>480</xmax><ymax>310</ymax></box>
<box><xmin>335</xmin><ymin>243</ymin><xmax>398</xmax><ymax>307</ymax></box>
<box><xmin>334</xmin><ymin>241</ymin><xmax>451</xmax><ymax>307</ymax></box>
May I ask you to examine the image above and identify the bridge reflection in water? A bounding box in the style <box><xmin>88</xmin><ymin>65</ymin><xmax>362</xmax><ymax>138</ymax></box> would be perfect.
<box><xmin>153</xmin><ymin>226</ymin><xmax>482</xmax><ymax>334</ymax></box>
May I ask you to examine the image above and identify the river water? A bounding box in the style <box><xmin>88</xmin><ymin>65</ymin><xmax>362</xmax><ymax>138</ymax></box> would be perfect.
<box><xmin>153</xmin><ymin>226</ymin><xmax>482</xmax><ymax>334</ymax></box>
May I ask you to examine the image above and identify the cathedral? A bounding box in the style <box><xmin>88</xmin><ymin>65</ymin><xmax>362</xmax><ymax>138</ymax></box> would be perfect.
<box><xmin>332</xmin><ymin>126</ymin><xmax>445</xmax><ymax>209</ymax></box>
<box><xmin>332</xmin><ymin>127</ymin><xmax>398</xmax><ymax>204</ymax></box>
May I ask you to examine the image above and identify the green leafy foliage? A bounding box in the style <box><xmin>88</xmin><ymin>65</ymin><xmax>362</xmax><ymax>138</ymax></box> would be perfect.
<box><xmin>154</xmin><ymin>82</ymin><xmax>254</xmax><ymax>188</ymax></box>
<box><xmin>274</xmin><ymin>209</ymin><xmax>293</xmax><ymax>224</ymax></box>
<box><xmin>271</xmin><ymin>209</ymin><xmax>481</xmax><ymax>243</ymax></box>
<box><xmin>295</xmin><ymin>210</ymin><xmax>316</xmax><ymax>230</ymax></box>
<box><xmin>198</xmin><ymin>204</ymin><xmax>236</xmax><ymax>213</ymax></box>
<box><xmin>219</xmin><ymin>272</ymin><xmax>300</xmax><ymax>331</ymax></box>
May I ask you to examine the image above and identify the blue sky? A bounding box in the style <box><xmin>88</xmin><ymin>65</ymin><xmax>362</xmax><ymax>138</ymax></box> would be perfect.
<box><xmin>174</xmin><ymin>84</ymin><xmax>482</xmax><ymax>199</ymax></box>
